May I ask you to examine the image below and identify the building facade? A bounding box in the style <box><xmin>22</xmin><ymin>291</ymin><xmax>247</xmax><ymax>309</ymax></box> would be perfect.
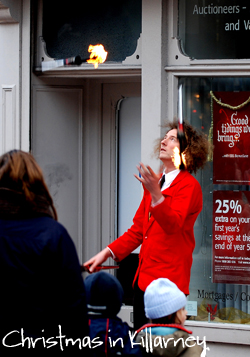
<box><xmin>1</xmin><ymin>0</ymin><xmax>250</xmax><ymax>355</ymax></box>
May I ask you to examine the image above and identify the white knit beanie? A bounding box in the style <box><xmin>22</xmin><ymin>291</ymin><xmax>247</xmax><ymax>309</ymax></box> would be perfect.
<box><xmin>144</xmin><ymin>278</ymin><xmax>187</xmax><ymax>319</ymax></box>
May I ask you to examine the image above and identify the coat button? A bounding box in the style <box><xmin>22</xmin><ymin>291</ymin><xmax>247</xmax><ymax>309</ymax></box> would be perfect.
<box><xmin>145</xmin><ymin>236</ymin><xmax>147</xmax><ymax>239</ymax></box>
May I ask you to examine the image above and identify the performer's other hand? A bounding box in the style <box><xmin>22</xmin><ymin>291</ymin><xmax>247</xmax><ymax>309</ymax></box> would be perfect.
<box><xmin>83</xmin><ymin>247</ymin><xmax>111</xmax><ymax>273</ymax></box>
<box><xmin>134</xmin><ymin>162</ymin><xmax>163</xmax><ymax>204</ymax></box>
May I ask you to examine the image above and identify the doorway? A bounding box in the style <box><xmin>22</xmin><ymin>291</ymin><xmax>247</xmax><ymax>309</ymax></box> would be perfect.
<box><xmin>31</xmin><ymin>78</ymin><xmax>141</xmax><ymax>272</ymax></box>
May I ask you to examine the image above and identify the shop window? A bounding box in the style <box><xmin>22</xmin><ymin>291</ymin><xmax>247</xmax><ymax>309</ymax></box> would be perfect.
<box><xmin>116</xmin><ymin>97</ymin><xmax>141</xmax><ymax>305</ymax></box>
<box><xmin>42</xmin><ymin>0</ymin><xmax>141</xmax><ymax>62</ymax></box>
<box><xmin>181</xmin><ymin>77</ymin><xmax>250</xmax><ymax>325</ymax></box>
<box><xmin>178</xmin><ymin>0</ymin><xmax>250</xmax><ymax>59</ymax></box>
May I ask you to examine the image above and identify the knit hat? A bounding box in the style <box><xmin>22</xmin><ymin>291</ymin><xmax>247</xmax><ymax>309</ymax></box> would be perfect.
<box><xmin>144</xmin><ymin>278</ymin><xmax>187</xmax><ymax>319</ymax></box>
<box><xmin>84</xmin><ymin>271</ymin><xmax>124</xmax><ymax>317</ymax></box>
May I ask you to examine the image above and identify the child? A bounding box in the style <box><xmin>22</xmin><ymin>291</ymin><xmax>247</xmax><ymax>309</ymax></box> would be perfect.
<box><xmin>84</xmin><ymin>271</ymin><xmax>142</xmax><ymax>356</ymax></box>
<box><xmin>135</xmin><ymin>278</ymin><xmax>203</xmax><ymax>356</ymax></box>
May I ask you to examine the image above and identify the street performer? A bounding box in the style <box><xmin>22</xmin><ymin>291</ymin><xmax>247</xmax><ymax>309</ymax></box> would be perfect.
<box><xmin>84</xmin><ymin>120</ymin><xmax>209</xmax><ymax>330</ymax></box>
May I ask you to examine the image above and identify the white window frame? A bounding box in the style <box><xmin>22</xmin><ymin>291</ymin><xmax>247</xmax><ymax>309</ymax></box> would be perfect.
<box><xmin>165</xmin><ymin>0</ymin><xmax>250</xmax><ymax>346</ymax></box>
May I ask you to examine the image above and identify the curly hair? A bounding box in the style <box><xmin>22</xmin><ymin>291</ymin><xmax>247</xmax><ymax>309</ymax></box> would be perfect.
<box><xmin>154</xmin><ymin>120</ymin><xmax>209</xmax><ymax>174</ymax></box>
<box><xmin>0</xmin><ymin>150</ymin><xmax>58</xmax><ymax>220</ymax></box>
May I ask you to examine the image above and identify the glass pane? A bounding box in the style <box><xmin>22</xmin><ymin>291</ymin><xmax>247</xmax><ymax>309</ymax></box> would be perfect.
<box><xmin>181</xmin><ymin>77</ymin><xmax>250</xmax><ymax>324</ymax></box>
<box><xmin>117</xmin><ymin>97</ymin><xmax>141</xmax><ymax>240</ymax></box>
<box><xmin>42</xmin><ymin>0</ymin><xmax>142</xmax><ymax>62</ymax></box>
<box><xmin>178</xmin><ymin>0</ymin><xmax>250</xmax><ymax>59</ymax></box>
<box><xmin>116</xmin><ymin>97</ymin><xmax>141</xmax><ymax>306</ymax></box>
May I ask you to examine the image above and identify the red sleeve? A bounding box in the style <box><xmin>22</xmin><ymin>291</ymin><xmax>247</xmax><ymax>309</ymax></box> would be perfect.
<box><xmin>108</xmin><ymin>192</ymin><xmax>146</xmax><ymax>261</ymax></box>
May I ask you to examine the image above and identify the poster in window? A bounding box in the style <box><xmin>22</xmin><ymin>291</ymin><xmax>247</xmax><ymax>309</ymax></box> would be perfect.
<box><xmin>212</xmin><ymin>91</ymin><xmax>250</xmax><ymax>185</ymax></box>
<box><xmin>213</xmin><ymin>190</ymin><xmax>250</xmax><ymax>284</ymax></box>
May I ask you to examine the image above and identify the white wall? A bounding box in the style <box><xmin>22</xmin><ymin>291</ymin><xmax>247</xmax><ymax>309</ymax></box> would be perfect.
<box><xmin>141</xmin><ymin>0</ymin><xmax>167</xmax><ymax>173</ymax></box>
<box><xmin>0</xmin><ymin>21</ymin><xmax>20</xmax><ymax>153</ymax></box>
<box><xmin>0</xmin><ymin>0</ymin><xmax>30</xmax><ymax>154</ymax></box>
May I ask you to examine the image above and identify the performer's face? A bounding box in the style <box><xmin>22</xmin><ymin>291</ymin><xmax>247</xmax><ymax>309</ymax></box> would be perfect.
<box><xmin>159</xmin><ymin>129</ymin><xmax>180</xmax><ymax>162</ymax></box>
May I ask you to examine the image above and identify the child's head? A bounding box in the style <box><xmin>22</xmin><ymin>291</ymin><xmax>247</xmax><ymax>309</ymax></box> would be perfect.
<box><xmin>85</xmin><ymin>271</ymin><xmax>124</xmax><ymax>318</ymax></box>
<box><xmin>144</xmin><ymin>278</ymin><xmax>187</xmax><ymax>326</ymax></box>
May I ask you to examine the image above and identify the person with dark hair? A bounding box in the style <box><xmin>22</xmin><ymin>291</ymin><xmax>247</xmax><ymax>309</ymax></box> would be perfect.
<box><xmin>135</xmin><ymin>278</ymin><xmax>203</xmax><ymax>356</ymax></box>
<box><xmin>84</xmin><ymin>271</ymin><xmax>142</xmax><ymax>356</ymax></box>
<box><xmin>84</xmin><ymin>120</ymin><xmax>209</xmax><ymax>330</ymax></box>
<box><xmin>0</xmin><ymin>150</ymin><xmax>89</xmax><ymax>354</ymax></box>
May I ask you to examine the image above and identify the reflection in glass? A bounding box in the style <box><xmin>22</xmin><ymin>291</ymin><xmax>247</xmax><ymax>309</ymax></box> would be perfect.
<box><xmin>42</xmin><ymin>0</ymin><xmax>142</xmax><ymax>62</ymax></box>
<box><xmin>178</xmin><ymin>0</ymin><xmax>250</xmax><ymax>60</ymax></box>
<box><xmin>181</xmin><ymin>77</ymin><xmax>250</xmax><ymax>324</ymax></box>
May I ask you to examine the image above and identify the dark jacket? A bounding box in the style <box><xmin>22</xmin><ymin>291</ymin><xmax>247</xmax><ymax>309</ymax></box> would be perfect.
<box><xmin>85</xmin><ymin>271</ymin><xmax>142</xmax><ymax>356</ymax></box>
<box><xmin>0</xmin><ymin>216</ymin><xmax>88</xmax><ymax>354</ymax></box>
<box><xmin>136</xmin><ymin>324</ymin><xmax>203</xmax><ymax>357</ymax></box>
<box><xmin>88</xmin><ymin>316</ymin><xmax>141</xmax><ymax>356</ymax></box>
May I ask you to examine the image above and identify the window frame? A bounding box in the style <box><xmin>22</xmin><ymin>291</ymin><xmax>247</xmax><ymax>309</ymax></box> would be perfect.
<box><xmin>165</xmin><ymin>70</ymin><xmax>250</xmax><ymax>344</ymax></box>
<box><xmin>166</xmin><ymin>3</ymin><xmax>250</xmax><ymax>340</ymax></box>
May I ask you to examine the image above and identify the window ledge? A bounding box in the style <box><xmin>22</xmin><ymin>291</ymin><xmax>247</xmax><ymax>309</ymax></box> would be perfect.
<box><xmin>119</xmin><ymin>306</ymin><xmax>250</xmax><ymax>345</ymax></box>
<box><xmin>185</xmin><ymin>320</ymin><xmax>250</xmax><ymax>345</ymax></box>
<box><xmin>34</xmin><ymin>63</ymin><xmax>141</xmax><ymax>78</ymax></box>
<box><xmin>165</xmin><ymin>60</ymin><xmax>250</xmax><ymax>75</ymax></box>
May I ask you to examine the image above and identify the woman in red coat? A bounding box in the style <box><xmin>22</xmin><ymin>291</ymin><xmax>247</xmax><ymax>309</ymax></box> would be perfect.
<box><xmin>84</xmin><ymin>120</ymin><xmax>209</xmax><ymax>330</ymax></box>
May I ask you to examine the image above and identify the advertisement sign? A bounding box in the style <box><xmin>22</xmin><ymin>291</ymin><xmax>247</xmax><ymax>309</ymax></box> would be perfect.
<box><xmin>213</xmin><ymin>190</ymin><xmax>250</xmax><ymax>284</ymax></box>
<box><xmin>212</xmin><ymin>91</ymin><xmax>250</xmax><ymax>185</ymax></box>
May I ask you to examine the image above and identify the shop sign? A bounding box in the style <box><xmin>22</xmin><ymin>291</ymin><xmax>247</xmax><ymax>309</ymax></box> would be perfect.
<box><xmin>213</xmin><ymin>190</ymin><xmax>250</xmax><ymax>284</ymax></box>
<box><xmin>178</xmin><ymin>0</ymin><xmax>250</xmax><ymax>59</ymax></box>
<box><xmin>212</xmin><ymin>91</ymin><xmax>250</xmax><ymax>185</ymax></box>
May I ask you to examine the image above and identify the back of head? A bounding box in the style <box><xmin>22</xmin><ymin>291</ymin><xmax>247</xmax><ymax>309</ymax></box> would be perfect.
<box><xmin>144</xmin><ymin>278</ymin><xmax>187</xmax><ymax>320</ymax></box>
<box><xmin>85</xmin><ymin>271</ymin><xmax>124</xmax><ymax>317</ymax></box>
<box><xmin>0</xmin><ymin>150</ymin><xmax>57</xmax><ymax>220</ymax></box>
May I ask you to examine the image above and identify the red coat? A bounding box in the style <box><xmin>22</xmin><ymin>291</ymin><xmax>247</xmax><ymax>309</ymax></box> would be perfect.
<box><xmin>108</xmin><ymin>170</ymin><xmax>202</xmax><ymax>295</ymax></box>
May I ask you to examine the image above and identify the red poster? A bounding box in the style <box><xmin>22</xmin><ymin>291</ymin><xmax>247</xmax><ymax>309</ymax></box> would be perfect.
<box><xmin>213</xmin><ymin>191</ymin><xmax>250</xmax><ymax>284</ymax></box>
<box><xmin>212</xmin><ymin>91</ymin><xmax>250</xmax><ymax>185</ymax></box>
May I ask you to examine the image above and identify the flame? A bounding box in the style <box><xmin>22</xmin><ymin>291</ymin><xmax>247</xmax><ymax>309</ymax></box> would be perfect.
<box><xmin>172</xmin><ymin>147</ymin><xmax>187</xmax><ymax>169</ymax></box>
<box><xmin>172</xmin><ymin>147</ymin><xmax>181</xmax><ymax>169</ymax></box>
<box><xmin>181</xmin><ymin>152</ymin><xmax>186</xmax><ymax>167</ymax></box>
<box><xmin>87</xmin><ymin>44</ymin><xmax>108</xmax><ymax>68</ymax></box>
